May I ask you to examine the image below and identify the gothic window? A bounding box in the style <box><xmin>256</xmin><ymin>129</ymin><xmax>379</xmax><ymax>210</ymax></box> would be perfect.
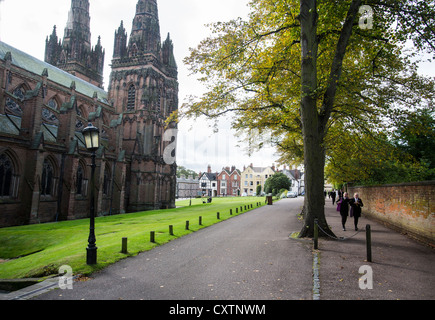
<box><xmin>76</xmin><ymin>165</ymin><xmax>84</xmax><ymax>195</ymax></box>
<box><xmin>5</xmin><ymin>86</ymin><xmax>25</xmax><ymax>116</ymax></box>
<box><xmin>76</xmin><ymin>119</ymin><xmax>85</xmax><ymax>132</ymax></box>
<box><xmin>103</xmin><ymin>165</ymin><xmax>111</xmax><ymax>196</ymax></box>
<box><xmin>41</xmin><ymin>159</ymin><xmax>54</xmax><ymax>196</ymax></box>
<box><xmin>42</xmin><ymin>108</ymin><xmax>59</xmax><ymax>125</ymax></box>
<box><xmin>76</xmin><ymin>106</ymin><xmax>83</xmax><ymax>117</ymax></box>
<box><xmin>127</xmin><ymin>84</ymin><xmax>136</xmax><ymax>111</ymax></box>
<box><xmin>75</xmin><ymin>106</ymin><xmax>86</xmax><ymax>132</ymax></box>
<box><xmin>12</xmin><ymin>86</ymin><xmax>25</xmax><ymax>100</ymax></box>
<box><xmin>157</xmin><ymin>89</ymin><xmax>161</xmax><ymax>113</ymax></box>
<box><xmin>47</xmin><ymin>99</ymin><xmax>58</xmax><ymax>110</ymax></box>
<box><xmin>0</xmin><ymin>154</ymin><xmax>13</xmax><ymax>197</ymax></box>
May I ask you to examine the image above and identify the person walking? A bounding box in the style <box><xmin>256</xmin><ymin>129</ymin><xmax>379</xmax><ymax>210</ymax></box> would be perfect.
<box><xmin>337</xmin><ymin>192</ymin><xmax>351</xmax><ymax>231</ymax></box>
<box><xmin>350</xmin><ymin>193</ymin><xmax>364</xmax><ymax>231</ymax></box>
<box><xmin>331</xmin><ymin>190</ymin><xmax>336</xmax><ymax>205</ymax></box>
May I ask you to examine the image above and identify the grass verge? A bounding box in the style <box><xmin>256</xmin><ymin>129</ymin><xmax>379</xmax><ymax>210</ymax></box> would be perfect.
<box><xmin>0</xmin><ymin>197</ymin><xmax>266</xmax><ymax>279</ymax></box>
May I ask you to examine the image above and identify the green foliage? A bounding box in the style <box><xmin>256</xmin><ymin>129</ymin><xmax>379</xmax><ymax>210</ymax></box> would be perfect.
<box><xmin>391</xmin><ymin>107</ymin><xmax>435</xmax><ymax>169</ymax></box>
<box><xmin>256</xmin><ymin>184</ymin><xmax>262</xmax><ymax>195</ymax></box>
<box><xmin>325</xmin><ymin>107</ymin><xmax>435</xmax><ymax>186</ymax></box>
<box><xmin>264</xmin><ymin>172</ymin><xmax>291</xmax><ymax>194</ymax></box>
<box><xmin>177</xmin><ymin>165</ymin><xmax>198</xmax><ymax>179</ymax></box>
<box><xmin>180</xmin><ymin>0</ymin><xmax>435</xmax><ymax>168</ymax></box>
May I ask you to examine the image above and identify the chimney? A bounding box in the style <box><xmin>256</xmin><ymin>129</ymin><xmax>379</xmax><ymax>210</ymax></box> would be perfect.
<box><xmin>207</xmin><ymin>165</ymin><xmax>211</xmax><ymax>173</ymax></box>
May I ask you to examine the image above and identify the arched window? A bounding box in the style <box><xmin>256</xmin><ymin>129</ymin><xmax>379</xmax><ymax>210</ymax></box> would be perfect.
<box><xmin>0</xmin><ymin>154</ymin><xmax>14</xmax><ymax>197</ymax></box>
<box><xmin>75</xmin><ymin>162</ymin><xmax>89</xmax><ymax>197</ymax></box>
<box><xmin>5</xmin><ymin>86</ymin><xmax>25</xmax><ymax>116</ymax></box>
<box><xmin>41</xmin><ymin>159</ymin><xmax>54</xmax><ymax>196</ymax></box>
<box><xmin>103</xmin><ymin>165</ymin><xmax>111</xmax><ymax>196</ymax></box>
<box><xmin>127</xmin><ymin>84</ymin><xmax>136</xmax><ymax>111</ymax></box>
<box><xmin>76</xmin><ymin>165</ymin><xmax>84</xmax><ymax>195</ymax></box>
<box><xmin>47</xmin><ymin>98</ymin><xmax>58</xmax><ymax>110</ymax></box>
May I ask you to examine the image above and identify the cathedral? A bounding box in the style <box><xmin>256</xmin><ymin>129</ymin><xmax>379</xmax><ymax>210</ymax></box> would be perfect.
<box><xmin>0</xmin><ymin>0</ymin><xmax>178</xmax><ymax>227</ymax></box>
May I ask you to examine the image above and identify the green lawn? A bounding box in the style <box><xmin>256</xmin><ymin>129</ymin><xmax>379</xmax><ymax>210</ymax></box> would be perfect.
<box><xmin>0</xmin><ymin>197</ymin><xmax>266</xmax><ymax>279</ymax></box>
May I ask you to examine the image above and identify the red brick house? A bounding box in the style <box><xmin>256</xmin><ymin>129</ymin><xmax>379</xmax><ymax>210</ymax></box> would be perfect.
<box><xmin>217</xmin><ymin>166</ymin><xmax>241</xmax><ymax>197</ymax></box>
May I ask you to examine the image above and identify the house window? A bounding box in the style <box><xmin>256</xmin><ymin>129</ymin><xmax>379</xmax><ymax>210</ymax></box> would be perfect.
<box><xmin>41</xmin><ymin>159</ymin><xmax>54</xmax><ymax>196</ymax></box>
<box><xmin>127</xmin><ymin>84</ymin><xmax>136</xmax><ymax>110</ymax></box>
<box><xmin>0</xmin><ymin>154</ymin><xmax>13</xmax><ymax>197</ymax></box>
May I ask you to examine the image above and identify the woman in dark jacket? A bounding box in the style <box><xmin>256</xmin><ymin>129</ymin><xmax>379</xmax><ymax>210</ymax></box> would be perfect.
<box><xmin>338</xmin><ymin>192</ymin><xmax>351</xmax><ymax>231</ymax></box>
<box><xmin>349</xmin><ymin>193</ymin><xmax>364</xmax><ymax>231</ymax></box>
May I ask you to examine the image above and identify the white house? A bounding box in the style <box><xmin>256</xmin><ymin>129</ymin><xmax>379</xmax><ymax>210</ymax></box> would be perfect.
<box><xmin>199</xmin><ymin>165</ymin><xmax>218</xmax><ymax>197</ymax></box>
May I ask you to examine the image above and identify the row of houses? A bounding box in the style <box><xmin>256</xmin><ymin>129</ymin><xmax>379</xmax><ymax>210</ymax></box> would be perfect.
<box><xmin>176</xmin><ymin>164</ymin><xmax>305</xmax><ymax>199</ymax></box>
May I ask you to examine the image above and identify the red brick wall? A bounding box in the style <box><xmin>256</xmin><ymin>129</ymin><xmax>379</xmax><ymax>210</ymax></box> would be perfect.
<box><xmin>348</xmin><ymin>181</ymin><xmax>435</xmax><ymax>245</ymax></box>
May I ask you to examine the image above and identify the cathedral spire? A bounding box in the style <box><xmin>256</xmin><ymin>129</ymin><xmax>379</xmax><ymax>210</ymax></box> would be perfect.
<box><xmin>63</xmin><ymin>0</ymin><xmax>91</xmax><ymax>52</ymax></box>
<box><xmin>128</xmin><ymin>0</ymin><xmax>161</xmax><ymax>57</ymax></box>
<box><xmin>44</xmin><ymin>0</ymin><xmax>105</xmax><ymax>88</ymax></box>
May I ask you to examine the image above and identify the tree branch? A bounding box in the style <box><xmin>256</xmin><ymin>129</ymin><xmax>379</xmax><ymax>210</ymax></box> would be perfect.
<box><xmin>318</xmin><ymin>0</ymin><xmax>362</xmax><ymax>136</ymax></box>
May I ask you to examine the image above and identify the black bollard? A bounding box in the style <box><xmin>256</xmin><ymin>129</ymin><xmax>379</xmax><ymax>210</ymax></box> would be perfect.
<box><xmin>150</xmin><ymin>231</ymin><xmax>155</xmax><ymax>243</ymax></box>
<box><xmin>169</xmin><ymin>225</ymin><xmax>174</xmax><ymax>236</ymax></box>
<box><xmin>121</xmin><ymin>237</ymin><xmax>128</xmax><ymax>254</ymax></box>
<box><xmin>366</xmin><ymin>224</ymin><xmax>372</xmax><ymax>262</ymax></box>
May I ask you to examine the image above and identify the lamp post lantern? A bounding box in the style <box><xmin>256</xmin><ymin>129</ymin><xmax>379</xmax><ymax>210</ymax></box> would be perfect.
<box><xmin>82</xmin><ymin>123</ymin><xmax>100</xmax><ymax>265</ymax></box>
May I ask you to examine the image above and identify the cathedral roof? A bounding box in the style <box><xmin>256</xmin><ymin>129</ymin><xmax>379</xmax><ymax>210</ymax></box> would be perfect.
<box><xmin>0</xmin><ymin>41</ymin><xmax>108</xmax><ymax>103</ymax></box>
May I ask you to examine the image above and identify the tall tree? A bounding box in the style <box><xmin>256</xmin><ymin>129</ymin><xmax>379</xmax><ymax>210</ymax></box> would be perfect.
<box><xmin>177</xmin><ymin>0</ymin><xmax>435</xmax><ymax>237</ymax></box>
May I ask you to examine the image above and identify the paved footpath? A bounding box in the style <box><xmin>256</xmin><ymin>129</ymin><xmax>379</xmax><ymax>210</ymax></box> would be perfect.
<box><xmin>319</xmin><ymin>199</ymin><xmax>435</xmax><ymax>300</ymax></box>
<box><xmin>33</xmin><ymin>198</ymin><xmax>314</xmax><ymax>300</ymax></box>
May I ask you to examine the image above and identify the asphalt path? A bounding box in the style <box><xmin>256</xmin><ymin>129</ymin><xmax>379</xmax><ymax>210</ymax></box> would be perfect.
<box><xmin>35</xmin><ymin>197</ymin><xmax>313</xmax><ymax>300</ymax></box>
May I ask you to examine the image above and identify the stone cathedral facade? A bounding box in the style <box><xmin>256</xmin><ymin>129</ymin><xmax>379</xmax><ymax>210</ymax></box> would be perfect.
<box><xmin>0</xmin><ymin>0</ymin><xmax>178</xmax><ymax>227</ymax></box>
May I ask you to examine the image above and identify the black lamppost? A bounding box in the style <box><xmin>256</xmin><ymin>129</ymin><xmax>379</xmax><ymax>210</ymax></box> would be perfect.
<box><xmin>82</xmin><ymin>123</ymin><xmax>100</xmax><ymax>265</ymax></box>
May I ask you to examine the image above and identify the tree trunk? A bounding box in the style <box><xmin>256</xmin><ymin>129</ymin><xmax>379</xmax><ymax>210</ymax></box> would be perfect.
<box><xmin>298</xmin><ymin>0</ymin><xmax>335</xmax><ymax>238</ymax></box>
